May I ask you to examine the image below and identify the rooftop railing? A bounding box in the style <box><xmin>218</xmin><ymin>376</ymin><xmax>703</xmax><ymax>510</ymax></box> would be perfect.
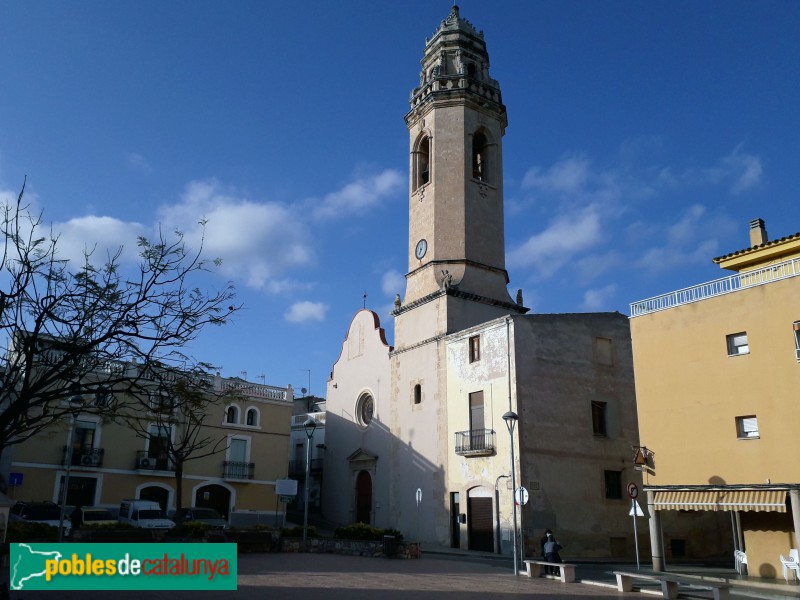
<box><xmin>630</xmin><ymin>257</ymin><xmax>800</xmax><ymax>317</ymax></box>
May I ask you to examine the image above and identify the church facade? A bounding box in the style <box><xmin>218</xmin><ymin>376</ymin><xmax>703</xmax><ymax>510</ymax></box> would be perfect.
<box><xmin>323</xmin><ymin>7</ymin><xmax>642</xmax><ymax>558</ymax></box>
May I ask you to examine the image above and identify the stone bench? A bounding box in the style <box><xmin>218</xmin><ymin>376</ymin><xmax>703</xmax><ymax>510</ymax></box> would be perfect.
<box><xmin>614</xmin><ymin>571</ymin><xmax>730</xmax><ymax>600</ymax></box>
<box><xmin>522</xmin><ymin>560</ymin><xmax>576</xmax><ymax>583</ymax></box>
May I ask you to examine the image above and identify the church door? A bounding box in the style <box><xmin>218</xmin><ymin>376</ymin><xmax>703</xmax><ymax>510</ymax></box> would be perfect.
<box><xmin>355</xmin><ymin>471</ymin><xmax>372</xmax><ymax>524</ymax></box>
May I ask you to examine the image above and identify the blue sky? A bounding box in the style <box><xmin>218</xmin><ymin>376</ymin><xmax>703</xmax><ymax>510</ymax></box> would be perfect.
<box><xmin>1</xmin><ymin>1</ymin><xmax>798</xmax><ymax>396</ymax></box>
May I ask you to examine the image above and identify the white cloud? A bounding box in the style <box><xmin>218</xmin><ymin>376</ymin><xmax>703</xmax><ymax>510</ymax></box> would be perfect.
<box><xmin>507</xmin><ymin>206</ymin><xmax>604</xmax><ymax>277</ymax></box>
<box><xmin>126</xmin><ymin>153</ymin><xmax>153</xmax><ymax>175</ymax></box>
<box><xmin>312</xmin><ymin>169</ymin><xmax>403</xmax><ymax>220</ymax></box>
<box><xmin>581</xmin><ymin>284</ymin><xmax>617</xmax><ymax>311</ymax></box>
<box><xmin>667</xmin><ymin>204</ymin><xmax>706</xmax><ymax>245</ymax></box>
<box><xmin>158</xmin><ymin>179</ymin><xmax>314</xmax><ymax>290</ymax></box>
<box><xmin>381</xmin><ymin>269</ymin><xmax>405</xmax><ymax>296</ymax></box>
<box><xmin>284</xmin><ymin>301</ymin><xmax>328</xmax><ymax>324</ymax></box>
<box><xmin>522</xmin><ymin>155</ymin><xmax>591</xmax><ymax>194</ymax></box>
<box><xmin>719</xmin><ymin>147</ymin><xmax>762</xmax><ymax>194</ymax></box>
<box><xmin>575</xmin><ymin>250</ymin><xmax>623</xmax><ymax>283</ymax></box>
<box><xmin>53</xmin><ymin>215</ymin><xmax>146</xmax><ymax>265</ymax></box>
<box><xmin>634</xmin><ymin>205</ymin><xmax>737</xmax><ymax>274</ymax></box>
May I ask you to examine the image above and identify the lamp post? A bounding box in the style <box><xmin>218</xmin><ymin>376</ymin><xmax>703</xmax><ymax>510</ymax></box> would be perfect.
<box><xmin>502</xmin><ymin>410</ymin><xmax>519</xmax><ymax>575</ymax></box>
<box><xmin>302</xmin><ymin>416</ymin><xmax>318</xmax><ymax>550</ymax></box>
<box><xmin>58</xmin><ymin>389</ymin><xmax>85</xmax><ymax>542</ymax></box>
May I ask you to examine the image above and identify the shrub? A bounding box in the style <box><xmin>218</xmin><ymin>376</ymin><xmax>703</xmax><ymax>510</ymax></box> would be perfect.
<box><xmin>170</xmin><ymin>521</ymin><xmax>212</xmax><ymax>538</ymax></box>
<box><xmin>81</xmin><ymin>522</ymin><xmax>134</xmax><ymax>530</ymax></box>
<box><xmin>281</xmin><ymin>525</ymin><xmax>317</xmax><ymax>538</ymax></box>
<box><xmin>7</xmin><ymin>521</ymin><xmax>60</xmax><ymax>542</ymax></box>
<box><xmin>333</xmin><ymin>523</ymin><xmax>403</xmax><ymax>542</ymax></box>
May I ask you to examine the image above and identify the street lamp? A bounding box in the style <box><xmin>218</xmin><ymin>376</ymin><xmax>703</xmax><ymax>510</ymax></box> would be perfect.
<box><xmin>502</xmin><ymin>410</ymin><xmax>519</xmax><ymax>576</ymax></box>
<box><xmin>58</xmin><ymin>388</ymin><xmax>86</xmax><ymax>542</ymax></box>
<box><xmin>302</xmin><ymin>416</ymin><xmax>318</xmax><ymax>550</ymax></box>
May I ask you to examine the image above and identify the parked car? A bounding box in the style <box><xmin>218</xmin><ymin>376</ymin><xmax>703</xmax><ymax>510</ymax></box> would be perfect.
<box><xmin>118</xmin><ymin>499</ymin><xmax>174</xmax><ymax>529</ymax></box>
<box><xmin>172</xmin><ymin>507</ymin><xmax>227</xmax><ymax>529</ymax></box>
<box><xmin>10</xmin><ymin>501</ymin><xmax>70</xmax><ymax>534</ymax></box>
<box><xmin>72</xmin><ymin>507</ymin><xmax>117</xmax><ymax>527</ymax></box>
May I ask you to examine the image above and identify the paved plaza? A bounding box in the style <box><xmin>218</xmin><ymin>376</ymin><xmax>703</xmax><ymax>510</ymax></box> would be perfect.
<box><xmin>6</xmin><ymin>552</ymin><xmax>648</xmax><ymax>600</ymax></box>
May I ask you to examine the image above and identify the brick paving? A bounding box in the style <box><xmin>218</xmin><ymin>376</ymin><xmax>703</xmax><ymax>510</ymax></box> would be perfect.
<box><xmin>7</xmin><ymin>552</ymin><xmax>648</xmax><ymax>599</ymax></box>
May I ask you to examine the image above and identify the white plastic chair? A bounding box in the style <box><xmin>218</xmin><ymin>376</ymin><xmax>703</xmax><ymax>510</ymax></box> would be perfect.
<box><xmin>780</xmin><ymin>554</ymin><xmax>800</xmax><ymax>582</ymax></box>
<box><xmin>734</xmin><ymin>550</ymin><xmax>747</xmax><ymax>575</ymax></box>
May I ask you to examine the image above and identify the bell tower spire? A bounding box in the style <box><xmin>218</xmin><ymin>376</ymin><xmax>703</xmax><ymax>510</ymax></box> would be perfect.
<box><xmin>394</xmin><ymin>6</ymin><xmax>525</xmax><ymax>346</ymax></box>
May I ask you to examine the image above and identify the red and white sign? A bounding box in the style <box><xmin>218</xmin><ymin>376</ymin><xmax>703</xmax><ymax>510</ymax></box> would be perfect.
<box><xmin>626</xmin><ymin>482</ymin><xmax>639</xmax><ymax>499</ymax></box>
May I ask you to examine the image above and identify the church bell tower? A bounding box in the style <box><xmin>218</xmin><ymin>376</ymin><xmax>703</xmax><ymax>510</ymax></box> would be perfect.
<box><xmin>394</xmin><ymin>5</ymin><xmax>526</xmax><ymax>348</ymax></box>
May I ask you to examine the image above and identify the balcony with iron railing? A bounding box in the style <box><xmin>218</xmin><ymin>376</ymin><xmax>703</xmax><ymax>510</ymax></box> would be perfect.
<box><xmin>135</xmin><ymin>450</ymin><xmax>175</xmax><ymax>472</ymax></box>
<box><xmin>62</xmin><ymin>447</ymin><xmax>104</xmax><ymax>468</ymax></box>
<box><xmin>223</xmin><ymin>461</ymin><xmax>255</xmax><ymax>480</ymax></box>
<box><xmin>630</xmin><ymin>257</ymin><xmax>800</xmax><ymax>318</ymax></box>
<box><xmin>288</xmin><ymin>459</ymin><xmax>324</xmax><ymax>477</ymax></box>
<box><xmin>454</xmin><ymin>429</ymin><xmax>496</xmax><ymax>457</ymax></box>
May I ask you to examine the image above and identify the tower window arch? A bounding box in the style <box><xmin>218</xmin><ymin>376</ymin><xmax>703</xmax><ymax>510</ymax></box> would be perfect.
<box><xmin>472</xmin><ymin>130</ymin><xmax>492</xmax><ymax>183</ymax></box>
<box><xmin>413</xmin><ymin>134</ymin><xmax>430</xmax><ymax>190</ymax></box>
<box><xmin>245</xmin><ymin>408</ymin><xmax>259</xmax><ymax>427</ymax></box>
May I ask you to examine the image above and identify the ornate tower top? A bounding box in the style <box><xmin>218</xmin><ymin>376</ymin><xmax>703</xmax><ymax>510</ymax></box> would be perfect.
<box><xmin>408</xmin><ymin>5</ymin><xmax>505</xmax><ymax>128</ymax></box>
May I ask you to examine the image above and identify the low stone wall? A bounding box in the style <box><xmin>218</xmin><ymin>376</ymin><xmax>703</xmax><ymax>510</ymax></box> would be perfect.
<box><xmin>280</xmin><ymin>537</ymin><xmax>421</xmax><ymax>559</ymax></box>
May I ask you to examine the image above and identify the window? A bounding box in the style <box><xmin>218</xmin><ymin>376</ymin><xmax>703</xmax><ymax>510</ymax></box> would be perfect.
<box><xmin>146</xmin><ymin>425</ymin><xmax>171</xmax><ymax>466</ymax></box>
<box><xmin>246</xmin><ymin>408</ymin><xmax>258</xmax><ymax>426</ymax></box>
<box><xmin>604</xmin><ymin>470</ymin><xmax>623</xmax><ymax>500</ymax></box>
<box><xmin>148</xmin><ymin>392</ymin><xmax>175</xmax><ymax>413</ymax></box>
<box><xmin>472</xmin><ymin>131</ymin><xmax>490</xmax><ymax>182</ymax></box>
<box><xmin>225</xmin><ymin>406</ymin><xmax>239</xmax><ymax>424</ymax></box>
<box><xmin>414</xmin><ymin>135</ymin><xmax>430</xmax><ymax>190</ymax></box>
<box><xmin>793</xmin><ymin>321</ymin><xmax>800</xmax><ymax>361</ymax></box>
<box><xmin>591</xmin><ymin>401</ymin><xmax>607</xmax><ymax>437</ymax></box>
<box><xmin>94</xmin><ymin>387</ymin><xmax>113</xmax><ymax>408</ymax></box>
<box><xmin>595</xmin><ymin>337</ymin><xmax>613</xmax><ymax>366</ymax></box>
<box><xmin>727</xmin><ymin>332</ymin><xmax>749</xmax><ymax>356</ymax></box>
<box><xmin>413</xmin><ymin>384</ymin><xmax>422</xmax><ymax>405</ymax></box>
<box><xmin>357</xmin><ymin>393</ymin><xmax>374</xmax><ymax>427</ymax></box>
<box><xmin>469</xmin><ymin>335</ymin><xmax>481</xmax><ymax>363</ymax></box>
<box><xmin>736</xmin><ymin>416</ymin><xmax>759</xmax><ymax>439</ymax></box>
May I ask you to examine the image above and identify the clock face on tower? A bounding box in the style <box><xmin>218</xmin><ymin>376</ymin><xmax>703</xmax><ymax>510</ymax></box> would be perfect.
<box><xmin>415</xmin><ymin>239</ymin><xmax>428</xmax><ymax>259</ymax></box>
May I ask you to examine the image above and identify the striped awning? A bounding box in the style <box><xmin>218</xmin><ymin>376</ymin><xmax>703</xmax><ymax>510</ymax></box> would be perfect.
<box><xmin>652</xmin><ymin>489</ymin><xmax>787</xmax><ymax>513</ymax></box>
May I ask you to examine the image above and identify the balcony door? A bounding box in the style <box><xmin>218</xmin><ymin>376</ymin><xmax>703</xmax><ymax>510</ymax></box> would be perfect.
<box><xmin>469</xmin><ymin>391</ymin><xmax>485</xmax><ymax>450</ymax></box>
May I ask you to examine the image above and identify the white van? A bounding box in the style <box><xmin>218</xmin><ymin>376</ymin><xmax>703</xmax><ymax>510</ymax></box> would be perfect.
<box><xmin>118</xmin><ymin>499</ymin><xmax>175</xmax><ymax>529</ymax></box>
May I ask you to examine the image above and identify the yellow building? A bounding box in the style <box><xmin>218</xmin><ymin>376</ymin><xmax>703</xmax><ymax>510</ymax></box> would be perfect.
<box><xmin>5</xmin><ymin>372</ymin><xmax>293</xmax><ymax>527</ymax></box>
<box><xmin>630</xmin><ymin>218</ymin><xmax>800</xmax><ymax>578</ymax></box>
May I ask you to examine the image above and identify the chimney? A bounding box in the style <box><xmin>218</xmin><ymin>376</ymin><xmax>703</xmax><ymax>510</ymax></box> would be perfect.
<box><xmin>749</xmin><ymin>218</ymin><xmax>768</xmax><ymax>247</ymax></box>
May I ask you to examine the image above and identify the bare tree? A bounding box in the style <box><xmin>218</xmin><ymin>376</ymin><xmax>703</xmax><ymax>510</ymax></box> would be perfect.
<box><xmin>0</xmin><ymin>179</ymin><xmax>240</xmax><ymax>454</ymax></box>
<box><xmin>121</xmin><ymin>369</ymin><xmax>236</xmax><ymax>513</ymax></box>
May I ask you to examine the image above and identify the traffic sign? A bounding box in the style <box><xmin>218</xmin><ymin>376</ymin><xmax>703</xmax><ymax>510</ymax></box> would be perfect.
<box><xmin>629</xmin><ymin>500</ymin><xmax>645</xmax><ymax>517</ymax></box>
<box><xmin>626</xmin><ymin>482</ymin><xmax>639</xmax><ymax>499</ymax></box>
<box><xmin>514</xmin><ymin>486</ymin><xmax>529</xmax><ymax>506</ymax></box>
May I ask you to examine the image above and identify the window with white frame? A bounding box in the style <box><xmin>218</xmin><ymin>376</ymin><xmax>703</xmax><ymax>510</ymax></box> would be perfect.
<box><xmin>726</xmin><ymin>332</ymin><xmax>749</xmax><ymax>356</ymax></box>
<box><xmin>225</xmin><ymin>405</ymin><xmax>239</xmax><ymax>424</ymax></box>
<box><xmin>245</xmin><ymin>408</ymin><xmax>259</xmax><ymax>426</ymax></box>
<box><xmin>735</xmin><ymin>416</ymin><xmax>759</xmax><ymax>439</ymax></box>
